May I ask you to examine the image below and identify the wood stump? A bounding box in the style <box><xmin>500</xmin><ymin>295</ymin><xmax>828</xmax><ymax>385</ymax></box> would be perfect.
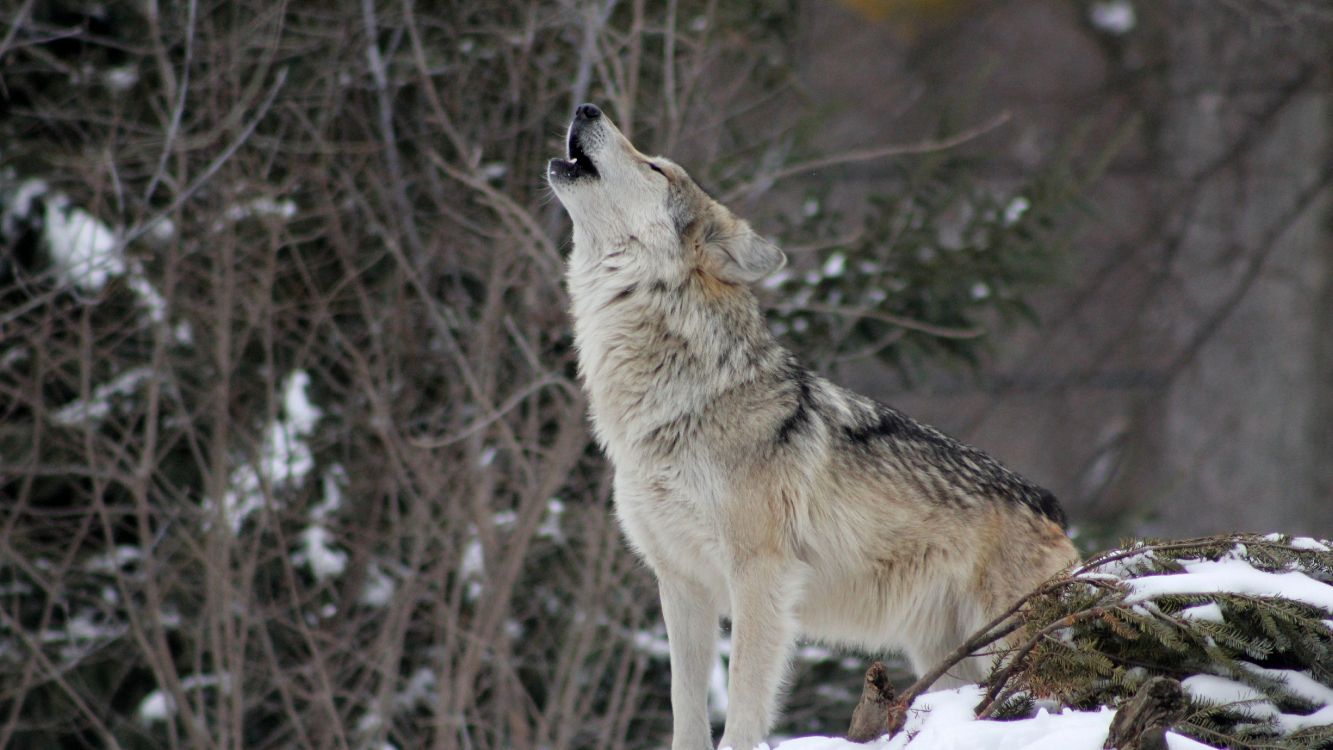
<box><xmin>846</xmin><ymin>661</ymin><xmax>907</xmax><ymax>742</ymax></box>
<box><xmin>1102</xmin><ymin>676</ymin><xmax>1186</xmax><ymax>750</ymax></box>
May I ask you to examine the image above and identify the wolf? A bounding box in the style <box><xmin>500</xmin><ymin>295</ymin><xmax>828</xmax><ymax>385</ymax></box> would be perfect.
<box><xmin>548</xmin><ymin>103</ymin><xmax>1078</xmax><ymax>750</ymax></box>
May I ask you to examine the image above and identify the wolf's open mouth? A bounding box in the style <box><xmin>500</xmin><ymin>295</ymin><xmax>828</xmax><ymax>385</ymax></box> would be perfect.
<box><xmin>549</xmin><ymin>121</ymin><xmax>600</xmax><ymax>183</ymax></box>
<box><xmin>567</xmin><ymin>127</ymin><xmax>591</xmax><ymax>168</ymax></box>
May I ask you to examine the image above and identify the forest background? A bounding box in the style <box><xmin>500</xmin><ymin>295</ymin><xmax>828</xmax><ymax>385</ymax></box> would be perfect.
<box><xmin>1</xmin><ymin>1</ymin><xmax>1330</xmax><ymax>748</ymax></box>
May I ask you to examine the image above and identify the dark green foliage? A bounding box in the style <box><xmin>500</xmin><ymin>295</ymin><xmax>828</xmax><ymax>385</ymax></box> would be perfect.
<box><xmin>992</xmin><ymin>535</ymin><xmax>1333</xmax><ymax>749</ymax></box>
<box><xmin>762</xmin><ymin>149</ymin><xmax>1095</xmax><ymax>380</ymax></box>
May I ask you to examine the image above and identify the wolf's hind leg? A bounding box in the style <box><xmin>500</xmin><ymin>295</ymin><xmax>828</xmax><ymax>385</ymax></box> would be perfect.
<box><xmin>906</xmin><ymin>600</ymin><xmax>991</xmax><ymax>690</ymax></box>
<box><xmin>660</xmin><ymin>576</ymin><xmax>719</xmax><ymax>750</ymax></box>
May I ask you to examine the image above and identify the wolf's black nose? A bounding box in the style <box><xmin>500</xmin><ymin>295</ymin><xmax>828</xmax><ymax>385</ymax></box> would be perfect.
<box><xmin>575</xmin><ymin>103</ymin><xmax>601</xmax><ymax>120</ymax></box>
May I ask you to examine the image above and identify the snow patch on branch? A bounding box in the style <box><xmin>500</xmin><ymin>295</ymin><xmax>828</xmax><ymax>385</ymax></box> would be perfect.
<box><xmin>219</xmin><ymin>370</ymin><xmax>323</xmax><ymax>533</ymax></box>
<box><xmin>50</xmin><ymin>367</ymin><xmax>155</xmax><ymax>426</ymax></box>
<box><xmin>43</xmin><ymin>195</ymin><xmax>123</xmax><ymax>291</ymax></box>
<box><xmin>1124</xmin><ymin>558</ymin><xmax>1333</xmax><ymax>612</ymax></box>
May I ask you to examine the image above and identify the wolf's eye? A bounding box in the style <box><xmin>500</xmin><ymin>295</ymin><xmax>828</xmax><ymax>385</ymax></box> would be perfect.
<box><xmin>647</xmin><ymin>162</ymin><xmax>665</xmax><ymax>175</ymax></box>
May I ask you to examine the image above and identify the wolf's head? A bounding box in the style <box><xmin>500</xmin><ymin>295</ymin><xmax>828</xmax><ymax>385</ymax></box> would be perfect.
<box><xmin>548</xmin><ymin>104</ymin><xmax>785</xmax><ymax>285</ymax></box>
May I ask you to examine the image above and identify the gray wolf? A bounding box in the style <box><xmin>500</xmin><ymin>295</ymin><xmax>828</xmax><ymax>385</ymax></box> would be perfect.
<box><xmin>547</xmin><ymin>103</ymin><xmax>1078</xmax><ymax>750</ymax></box>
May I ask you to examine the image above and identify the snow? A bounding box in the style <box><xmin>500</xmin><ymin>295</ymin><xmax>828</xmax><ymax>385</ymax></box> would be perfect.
<box><xmin>1237</xmin><ymin>663</ymin><xmax>1333</xmax><ymax>706</ymax></box>
<box><xmin>461</xmin><ymin>534</ymin><xmax>485</xmax><ymax>600</ymax></box>
<box><xmin>137</xmin><ymin>690</ymin><xmax>174</xmax><ymax>723</ymax></box>
<box><xmin>711</xmin><ymin>650</ymin><xmax>730</xmax><ymax>721</ymax></box>
<box><xmin>225</xmin><ymin>196</ymin><xmax>297</xmax><ymax>222</ymax></box>
<box><xmin>220</xmin><ymin>370</ymin><xmax>322</xmax><ymax>532</ymax></box>
<box><xmin>1177</xmin><ymin>602</ymin><xmax>1223</xmax><ymax>623</ymax></box>
<box><xmin>537</xmin><ymin>497</ymin><xmax>565</xmax><ymax>540</ymax></box>
<box><xmin>50</xmin><ymin>367</ymin><xmax>154</xmax><ymax>425</ymax></box>
<box><xmin>356</xmin><ymin>708</ymin><xmax>384</xmax><ymax>734</ymax></box>
<box><xmin>396</xmin><ymin>667</ymin><xmax>437</xmax><ymax>708</ymax></box>
<box><xmin>85</xmin><ymin>545</ymin><xmax>143</xmax><ymax>574</ymax></box>
<box><xmin>135</xmin><ymin>674</ymin><xmax>227</xmax><ymax>724</ymax></box>
<box><xmin>281</xmin><ymin>371</ymin><xmax>321</xmax><ymax>434</ymax></box>
<box><xmin>297</xmin><ymin>525</ymin><xmax>347</xmax><ymax>580</ymax></box>
<box><xmin>314</xmin><ymin>466</ymin><xmax>346</xmax><ymax>519</ymax></box>
<box><xmin>1089</xmin><ymin>1</ymin><xmax>1136</xmax><ymax>34</ymax></box>
<box><xmin>1002</xmin><ymin>196</ymin><xmax>1030</xmax><ymax>225</ymax></box>
<box><xmin>752</xmin><ymin>685</ymin><xmax>1218</xmax><ymax>750</ymax></box>
<box><xmin>124</xmin><ymin>268</ymin><xmax>170</xmax><ymax>325</ymax></box>
<box><xmin>1178</xmin><ymin>673</ymin><xmax>1331</xmax><ymax>731</ymax></box>
<box><xmin>103</xmin><ymin>65</ymin><xmax>138</xmax><ymax>91</ymax></box>
<box><xmin>42</xmin><ymin>611</ymin><xmax>125</xmax><ymax>644</ymax></box>
<box><xmin>1124</xmin><ymin>558</ymin><xmax>1333</xmax><ymax>612</ymax></box>
<box><xmin>1259</xmin><ymin>532</ymin><xmax>1328</xmax><ymax>552</ymax></box>
<box><xmin>1290</xmin><ymin>537</ymin><xmax>1330</xmax><ymax>552</ymax></box>
<box><xmin>1181</xmin><ymin>675</ymin><xmax>1276</xmax><ymax>720</ymax></box>
<box><xmin>360</xmin><ymin>562</ymin><xmax>396</xmax><ymax>607</ymax></box>
<box><xmin>3</xmin><ymin>180</ymin><xmax>188</xmax><ymax>337</ymax></box>
<box><xmin>1275</xmin><ymin>704</ymin><xmax>1333</xmax><ymax>732</ymax></box>
<box><xmin>149</xmin><ymin>216</ymin><xmax>176</xmax><ymax>241</ymax></box>
<box><xmin>822</xmin><ymin>253</ymin><xmax>846</xmax><ymax>278</ymax></box>
<box><xmin>44</xmin><ymin>195</ymin><xmax>123</xmax><ymax>291</ymax></box>
<box><xmin>632</xmin><ymin>627</ymin><xmax>671</xmax><ymax>658</ymax></box>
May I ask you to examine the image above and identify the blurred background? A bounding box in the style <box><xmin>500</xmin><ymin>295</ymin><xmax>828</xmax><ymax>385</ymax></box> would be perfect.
<box><xmin>0</xmin><ymin>1</ymin><xmax>1329</xmax><ymax>748</ymax></box>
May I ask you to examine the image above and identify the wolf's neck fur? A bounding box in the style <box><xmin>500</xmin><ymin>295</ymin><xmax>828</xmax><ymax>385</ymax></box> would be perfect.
<box><xmin>566</xmin><ymin>229</ymin><xmax>782</xmax><ymax>457</ymax></box>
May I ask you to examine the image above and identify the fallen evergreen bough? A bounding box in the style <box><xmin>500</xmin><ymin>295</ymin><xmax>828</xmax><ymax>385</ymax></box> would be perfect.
<box><xmin>993</xmin><ymin>534</ymin><xmax>1333</xmax><ymax>748</ymax></box>
<box><xmin>862</xmin><ymin>534</ymin><xmax>1333</xmax><ymax>748</ymax></box>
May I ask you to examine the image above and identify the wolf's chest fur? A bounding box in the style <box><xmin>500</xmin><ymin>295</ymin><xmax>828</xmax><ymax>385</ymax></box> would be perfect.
<box><xmin>569</xmin><ymin>251</ymin><xmax>783</xmax><ymax>469</ymax></box>
<box><xmin>567</xmin><ymin>246</ymin><xmax>798</xmax><ymax>575</ymax></box>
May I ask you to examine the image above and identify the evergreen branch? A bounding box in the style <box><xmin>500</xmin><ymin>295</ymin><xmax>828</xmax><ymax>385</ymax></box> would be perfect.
<box><xmin>975</xmin><ymin>606</ymin><xmax>1115</xmax><ymax>718</ymax></box>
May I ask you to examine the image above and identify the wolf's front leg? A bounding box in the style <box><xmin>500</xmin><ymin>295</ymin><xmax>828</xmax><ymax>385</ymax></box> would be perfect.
<box><xmin>660</xmin><ymin>576</ymin><xmax>719</xmax><ymax>750</ymax></box>
<box><xmin>717</xmin><ymin>558</ymin><xmax>799</xmax><ymax>750</ymax></box>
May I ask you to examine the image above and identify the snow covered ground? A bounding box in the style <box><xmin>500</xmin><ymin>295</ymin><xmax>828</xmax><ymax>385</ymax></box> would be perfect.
<box><xmin>759</xmin><ymin>685</ymin><xmax>1217</xmax><ymax>750</ymax></box>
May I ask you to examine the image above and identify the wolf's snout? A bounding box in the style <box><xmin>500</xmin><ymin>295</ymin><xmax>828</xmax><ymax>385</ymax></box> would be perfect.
<box><xmin>547</xmin><ymin>104</ymin><xmax>605</xmax><ymax>186</ymax></box>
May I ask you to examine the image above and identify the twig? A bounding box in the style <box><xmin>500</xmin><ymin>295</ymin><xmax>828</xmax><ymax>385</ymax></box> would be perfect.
<box><xmin>142</xmin><ymin>0</ymin><xmax>197</xmax><ymax>207</ymax></box>
<box><xmin>725</xmin><ymin>112</ymin><xmax>1011</xmax><ymax>202</ymax></box>
<box><xmin>408</xmin><ymin>374</ymin><xmax>580</xmax><ymax>448</ymax></box>
<box><xmin>774</xmin><ymin>302</ymin><xmax>987</xmax><ymax>340</ymax></box>
<box><xmin>0</xmin><ymin>0</ymin><xmax>36</xmax><ymax>60</ymax></box>
<box><xmin>974</xmin><ymin>606</ymin><xmax>1113</xmax><ymax>719</ymax></box>
<box><xmin>120</xmin><ymin>67</ymin><xmax>290</xmax><ymax>250</ymax></box>
<box><xmin>361</xmin><ymin>0</ymin><xmax>427</xmax><ymax>264</ymax></box>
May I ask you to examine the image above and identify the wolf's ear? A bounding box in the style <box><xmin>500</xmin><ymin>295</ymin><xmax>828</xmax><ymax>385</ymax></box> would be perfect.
<box><xmin>699</xmin><ymin>218</ymin><xmax>787</xmax><ymax>285</ymax></box>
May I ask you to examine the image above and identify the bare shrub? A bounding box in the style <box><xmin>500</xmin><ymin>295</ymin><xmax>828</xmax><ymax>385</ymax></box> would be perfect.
<box><xmin>0</xmin><ymin>2</ymin><xmax>810</xmax><ymax>748</ymax></box>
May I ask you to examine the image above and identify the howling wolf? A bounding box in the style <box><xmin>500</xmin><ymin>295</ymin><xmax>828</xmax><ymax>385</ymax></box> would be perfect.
<box><xmin>548</xmin><ymin>103</ymin><xmax>1078</xmax><ymax>750</ymax></box>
